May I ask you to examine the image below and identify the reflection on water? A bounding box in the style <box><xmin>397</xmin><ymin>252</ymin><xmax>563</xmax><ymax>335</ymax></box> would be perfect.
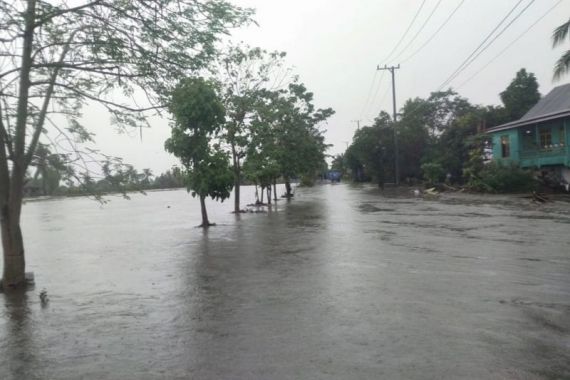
<box><xmin>0</xmin><ymin>184</ymin><xmax>569</xmax><ymax>379</ymax></box>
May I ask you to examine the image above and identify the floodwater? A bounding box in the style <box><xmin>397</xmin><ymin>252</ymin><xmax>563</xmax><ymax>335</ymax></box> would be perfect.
<box><xmin>1</xmin><ymin>184</ymin><xmax>569</xmax><ymax>379</ymax></box>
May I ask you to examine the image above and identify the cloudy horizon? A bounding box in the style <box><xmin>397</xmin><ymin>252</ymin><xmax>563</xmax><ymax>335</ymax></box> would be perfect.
<box><xmin>83</xmin><ymin>0</ymin><xmax>570</xmax><ymax>175</ymax></box>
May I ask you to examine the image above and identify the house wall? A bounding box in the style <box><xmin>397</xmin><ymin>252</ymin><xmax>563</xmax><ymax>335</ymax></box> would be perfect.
<box><xmin>491</xmin><ymin>129</ymin><xmax>520</xmax><ymax>164</ymax></box>
<box><xmin>490</xmin><ymin>117</ymin><xmax>570</xmax><ymax>168</ymax></box>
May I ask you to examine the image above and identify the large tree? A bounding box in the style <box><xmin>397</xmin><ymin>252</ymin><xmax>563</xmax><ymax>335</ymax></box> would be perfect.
<box><xmin>0</xmin><ymin>0</ymin><xmax>251</xmax><ymax>289</ymax></box>
<box><xmin>214</xmin><ymin>45</ymin><xmax>288</xmax><ymax>212</ymax></box>
<box><xmin>252</xmin><ymin>84</ymin><xmax>334</xmax><ymax>198</ymax></box>
<box><xmin>345</xmin><ymin>112</ymin><xmax>394</xmax><ymax>186</ymax></box>
<box><xmin>499</xmin><ymin>69</ymin><xmax>540</xmax><ymax>121</ymax></box>
<box><xmin>165</xmin><ymin>77</ymin><xmax>233</xmax><ymax>227</ymax></box>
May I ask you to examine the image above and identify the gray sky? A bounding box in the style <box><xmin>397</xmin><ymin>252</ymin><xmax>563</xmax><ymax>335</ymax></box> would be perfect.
<box><xmin>87</xmin><ymin>0</ymin><xmax>570</xmax><ymax>174</ymax></box>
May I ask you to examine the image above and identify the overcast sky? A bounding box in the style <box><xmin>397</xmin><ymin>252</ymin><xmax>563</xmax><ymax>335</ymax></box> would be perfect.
<box><xmin>86</xmin><ymin>0</ymin><xmax>570</xmax><ymax>174</ymax></box>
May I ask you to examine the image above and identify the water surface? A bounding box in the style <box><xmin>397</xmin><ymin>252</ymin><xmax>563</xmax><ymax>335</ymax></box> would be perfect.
<box><xmin>1</xmin><ymin>184</ymin><xmax>569</xmax><ymax>379</ymax></box>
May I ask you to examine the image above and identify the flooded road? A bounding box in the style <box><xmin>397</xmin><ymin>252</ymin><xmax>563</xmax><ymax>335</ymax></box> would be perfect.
<box><xmin>1</xmin><ymin>184</ymin><xmax>569</xmax><ymax>379</ymax></box>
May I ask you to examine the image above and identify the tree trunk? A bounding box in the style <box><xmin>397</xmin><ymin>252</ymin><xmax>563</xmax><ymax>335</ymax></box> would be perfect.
<box><xmin>231</xmin><ymin>143</ymin><xmax>241</xmax><ymax>213</ymax></box>
<box><xmin>267</xmin><ymin>186</ymin><xmax>271</xmax><ymax>205</ymax></box>
<box><xmin>233</xmin><ymin>174</ymin><xmax>240</xmax><ymax>212</ymax></box>
<box><xmin>285</xmin><ymin>179</ymin><xmax>292</xmax><ymax>198</ymax></box>
<box><xmin>199</xmin><ymin>195</ymin><xmax>210</xmax><ymax>227</ymax></box>
<box><xmin>0</xmin><ymin>0</ymin><xmax>36</xmax><ymax>290</ymax></box>
<box><xmin>273</xmin><ymin>178</ymin><xmax>277</xmax><ymax>201</ymax></box>
<box><xmin>260</xmin><ymin>186</ymin><xmax>265</xmax><ymax>204</ymax></box>
<box><xmin>1</xmin><ymin>202</ymin><xmax>26</xmax><ymax>288</ymax></box>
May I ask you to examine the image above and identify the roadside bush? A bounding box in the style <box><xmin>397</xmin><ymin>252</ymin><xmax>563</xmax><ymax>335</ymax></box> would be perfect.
<box><xmin>468</xmin><ymin>162</ymin><xmax>537</xmax><ymax>193</ymax></box>
<box><xmin>300</xmin><ymin>175</ymin><xmax>315</xmax><ymax>187</ymax></box>
<box><xmin>421</xmin><ymin>162</ymin><xmax>445</xmax><ymax>185</ymax></box>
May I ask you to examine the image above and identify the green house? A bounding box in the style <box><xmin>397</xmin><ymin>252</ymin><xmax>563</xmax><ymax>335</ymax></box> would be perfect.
<box><xmin>487</xmin><ymin>84</ymin><xmax>570</xmax><ymax>183</ymax></box>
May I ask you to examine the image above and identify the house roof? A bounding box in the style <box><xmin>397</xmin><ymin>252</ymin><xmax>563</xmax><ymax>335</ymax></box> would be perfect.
<box><xmin>487</xmin><ymin>83</ymin><xmax>570</xmax><ymax>133</ymax></box>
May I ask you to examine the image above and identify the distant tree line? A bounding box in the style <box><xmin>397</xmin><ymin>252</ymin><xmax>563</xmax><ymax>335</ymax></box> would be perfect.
<box><xmin>24</xmin><ymin>164</ymin><xmax>186</xmax><ymax>198</ymax></box>
<box><xmin>335</xmin><ymin>68</ymin><xmax>541</xmax><ymax>192</ymax></box>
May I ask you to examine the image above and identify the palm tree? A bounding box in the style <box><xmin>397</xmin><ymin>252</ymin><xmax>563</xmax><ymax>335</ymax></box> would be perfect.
<box><xmin>553</xmin><ymin>18</ymin><xmax>570</xmax><ymax>80</ymax></box>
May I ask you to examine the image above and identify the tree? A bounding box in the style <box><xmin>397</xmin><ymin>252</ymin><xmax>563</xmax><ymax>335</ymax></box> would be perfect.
<box><xmin>215</xmin><ymin>45</ymin><xmax>289</xmax><ymax>212</ymax></box>
<box><xmin>255</xmin><ymin>84</ymin><xmax>334</xmax><ymax>198</ymax></box>
<box><xmin>553</xmin><ymin>17</ymin><xmax>570</xmax><ymax>80</ymax></box>
<box><xmin>330</xmin><ymin>154</ymin><xmax>346</xmax><ymax>175</ymax></box>
<box><xmin>0</xmin><ymin>0</ymin><xmax>251</xmax><ymax>288</ymax></box>
<box><xmin>165</xmin><ymin>77</ymin><xmax>233</xmax><ymax>227</ymax></box>
<box><xmin>500</xmin><ymin>69</ymin><xmax>540</xmax><ymax>121</ymax></box>
<box><xmin>345</xmin><ymin>112</ymin><xmax>395</xmax><ymax>187</ymax></box>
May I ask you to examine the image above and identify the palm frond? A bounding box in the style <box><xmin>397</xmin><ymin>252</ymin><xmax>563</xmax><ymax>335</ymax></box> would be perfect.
<box><xmin>553</xmin><ymin>49</ymin><xmax>570</xmax><ymax>81</ymax></box>
<box><xmin>552</xmin><ymin>19</ymin><xmax>570</xmax><ymax>47</ymax></box>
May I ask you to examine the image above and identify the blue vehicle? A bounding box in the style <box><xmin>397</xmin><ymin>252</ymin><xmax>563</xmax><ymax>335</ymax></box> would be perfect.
<box><xmin>326</xmin><ymin>170</ymin><xmax>342</xmax><ymax>182</ymax></box>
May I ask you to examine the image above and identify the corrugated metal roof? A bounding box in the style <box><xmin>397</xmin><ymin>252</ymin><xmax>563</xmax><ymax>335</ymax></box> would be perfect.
<box><xmin>487</xmin><ymin>83</ymin><xmax>570</xmax><ymax>133</ymax></box>
<box><xmin>520</xmin><ymin>83</ymin><xmax>570</xmax><ymax>120</ymax></box>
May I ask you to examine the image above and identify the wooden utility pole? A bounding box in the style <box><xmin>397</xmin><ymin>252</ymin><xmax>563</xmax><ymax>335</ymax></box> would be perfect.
<box><xmin>377</xmin><ymin>64</ymin><xmax>400</xmax><ymax>185</ymax></box>
<box><xmin>351</xmin><ymin>120</ymin><xmax>362</xmax><ymax>130</ymax></box>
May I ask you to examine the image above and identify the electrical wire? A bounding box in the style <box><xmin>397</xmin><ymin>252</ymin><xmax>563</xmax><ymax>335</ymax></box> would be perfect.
<box><xmin>364</xmin><ymin>70</ymin><xmax>386</xmax><ymax>119</ymax></box>
<box><xmin>440</xmin><ymin>0</ymin><xmax>537</xmax><ymax>89</ymax></box>
<box><xmin>437</xmin><ymin>0</ymin><xmax>525</xmax><ymax>90</ymax></box>
<box><xmin>359</xmin><ymin>70</ymin><xmax>379</xmax><ymax>120</ymax></box>
<box><xmin>381</xmin><ymin>0</ymin><xmax>428</xmax><ymax>64</ymax></box>
<box><xmin>401</xmin><ymin>0</ymin><xmax>467</xmax><ymax>63</ymax></box>
<box><xmin>391</xmin><ymin>0</ymin><xmax>444</xmax><ymax>63</ymax></box>
<box><xmin>456</xmin><ymin>0</ymin><xmax>558</xmax><ymax>89</ymax></box>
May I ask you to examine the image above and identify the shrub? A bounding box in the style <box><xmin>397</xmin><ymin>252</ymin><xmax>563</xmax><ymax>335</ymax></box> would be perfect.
<box><xmin>421</xmin><ymin>162</ymin><xmax>445</xmax><ymax>185</ymax></box>
<box><xmin>468</xmin><ymin>162</ymin><xmax>537</xmax><ymax>193</ymax></box>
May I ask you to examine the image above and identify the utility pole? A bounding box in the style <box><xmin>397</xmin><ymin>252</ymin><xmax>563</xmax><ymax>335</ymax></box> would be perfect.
<box><xmin>377</xmin><ymin>64</ymin><xmax>400</xmax><ymax>185</ymax></box>
<box><xmin>351</xmin><ymin>120</ymin><xmax>362</xmax><ymax>130</ymax></box>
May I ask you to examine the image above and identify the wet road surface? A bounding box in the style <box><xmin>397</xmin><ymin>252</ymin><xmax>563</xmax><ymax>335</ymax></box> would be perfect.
<box><xmin>1</xmin><ymin>184</ymin><xmax>569</xmax><ymax>379</ymax></box>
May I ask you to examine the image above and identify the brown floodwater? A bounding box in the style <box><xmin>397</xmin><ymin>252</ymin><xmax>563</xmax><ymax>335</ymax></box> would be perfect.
<box><xmin>1</xmin><ymin>184</ymin><xmax>569</xmax><ymax>379</ymax></box>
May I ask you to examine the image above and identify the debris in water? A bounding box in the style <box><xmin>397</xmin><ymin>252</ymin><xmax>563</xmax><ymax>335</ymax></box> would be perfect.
<box><xmin>39</xmin><ymin>289</ymin><xmax>49</xmax><ymax>307</ymax></box>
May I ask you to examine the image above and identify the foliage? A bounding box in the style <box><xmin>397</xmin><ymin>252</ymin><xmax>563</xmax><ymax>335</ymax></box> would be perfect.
<box><xmin>345</xmin><ymin>112</ymin><xmax>393</xmax><ymax>185</ymax></box>
<box><xmin>343</xmin><ymin>68</ymin><xmax>542</xmax><ymax>192</ymax></box>
<box><xmin>499</xmin><ymin>69</ymin><xmax>540</xmax><ymax>121</ymax></box>
<box><xmin>0</xmin><ymin>0</ymin><xmax>252</xmax><ymax>285</ymax></box>
<box><xmin>165</xmin><ymin>77</ymin><xmax>233</xmax><ymax>225</ymax></box>
<box><xmin>247</xmin><ymin>82</ymin><xmax>334</xmax><ymax>194</ymax></box>
<box><xmin>330</xmin><ymin>154</ymin><xmax>346</xmax><ymax>174</ymax></box>
<box><xmin>185</xmin><ymin>146</ymin><xmax>234</xmax><ymax>201</ymax></box>
<box><xmin>421</xmin><ymin>162</ymin><xmax>444</xmax><ymax>185</ymax></box>
<box><xmin>467</xmin><ymin>162</ymin><xmax>537</xmax><ymax>193</ymax></box>
<box><xmin>552</xmin><ymin>18</ymin><xmax>570</xmax><ymax>80</ymax></box>
<box><xmin>213</xmin><ymin>44</ymin><xmax>289</xmax><ymax>211</ymax></box>
<box><xmin>462</xmin><ymin>134</ymin><xmax>490</xmax><ymax>185</ymax></box>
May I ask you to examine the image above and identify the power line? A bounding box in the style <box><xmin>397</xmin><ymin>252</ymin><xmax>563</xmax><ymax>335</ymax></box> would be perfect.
<box><xmin>358</xmin><ymin>1</ymin><xmax>427</xmax><ymax>123</ymax></box>
<box><xmin>381</xmin><ymin>0</ymin><xmax>428</xmax><ymax>63</ymax></box>
<box><xmin>359</xmin><ymin>70</ymin><xmax>379</xmax><ymax>119</ymax></box>
<box><xmin>367</xmin><ymin>0</ymin><xmax>551</xmax><ymax>133</ymax></box>
<box><xmin>456</xmin><ymin>0</ymin><xmax>557</xmax><ymax>89</ymax></box>
<box><xmin>440</xmin><ymin>0</ymin><xmax>537</xmax><ymax>89</ymax></box>
<box><xmin>438</xmin><ymin>0</ymin><xmax>525</xmax><ymax>90</ymax></box>
<box><xmin>401</xmin><ymin>0</ymin><xmax>467</xmax><ymax>63</ymax></box>
<box><xmin>364</xmin><ymin>70</ymin><xmax>386</xmax><ymax>119</ymax></box>
<box><xmin>391</xmin><ymin>0</ymin><xmax>444</xmax><ymax>63</ymax></box>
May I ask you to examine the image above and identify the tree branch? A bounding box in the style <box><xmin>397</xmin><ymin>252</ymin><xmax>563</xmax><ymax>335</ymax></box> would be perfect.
<box><xmin>35</xmin><ymin>81</ymin><xmax>165</xmax><ymax>112</ymax></box>
<box><xmin>0</xmin><ymin>99</ymin><xmax>10</xmax><ymax>207</ymax></box>
<box><xmin>25</xmin><ymin>29</ymin><xmax>78</xmax><ymax>168</ymax></box>
<box><xmin>34</xmin><ymin>0</ymin><xmax>103</xmax><ymax>27</ymax></box>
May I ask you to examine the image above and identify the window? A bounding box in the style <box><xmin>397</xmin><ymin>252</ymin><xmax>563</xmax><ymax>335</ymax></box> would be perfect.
<box><xmin>539</xmin><ymin>128</ymin><xmax>552</xmax><ymax>148</ymax></box>
<box><xmin>521</xmin><ymin>128</ymin><xmax>536</xmax><ymax>150</ymax></box>
<box><xmin>501</xmin><ymin>136</ymin><xmax>510</xmax><ymax>158</ymax></box>
<box><xmin>560</xmin><ymin>125</ymin><xmax>566</xmax><ymax>146</ymax></box>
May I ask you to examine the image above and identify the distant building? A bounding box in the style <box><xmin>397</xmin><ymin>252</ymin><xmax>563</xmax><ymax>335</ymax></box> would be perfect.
<box><xmin>487</xmin><ymin>83</ymin><xmax>570</xmax><ymax>184</ymax></box>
